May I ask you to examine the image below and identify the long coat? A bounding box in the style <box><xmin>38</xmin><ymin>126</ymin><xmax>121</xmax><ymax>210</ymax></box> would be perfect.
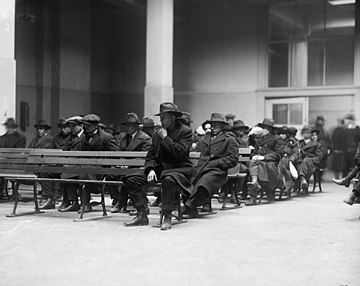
<box><xmin>297</xmin><ymin>139</ymin><xmax>323</xmax><ymax>179</ymax></box>
<box><xmin>191</xmin><ymin>132</ymin><xmax>238</xmax><ymax>196</ymax></box>
<box><xmin>144</xmin><ymin>121</ymin><xmax>193</xmax><ymax>195</ymax></box>
<box><xmin>0</xmin><ymin>132</ymin><xmax>26</xmax><ymax>148</ymax></box>
<box><xmin>354</xmin><ymin>142</ymin><xmax>360</xmax><ymax>167</ymax></box>
<box><xmin>28</xmin><ymin>133</ymin><xmax>54</xmax><ymax>149</ymax></box>
<box><xmin>249</xmin><ymin>133</ymin><xmax>284</xmax><ymax>189</ymax></box>
<box><xmin>118</xmin><ymin>130</ymin><xmax>152</xmax><ymax>151</ymax></box>
<box><xmin>82</xmin><ymin>129</ymin><xmax>119</xmax><ymax>151</ymax></box>
<box><xmin>54</xmin><ymin>133</ymin><xmax>71</xmax><ymax>150</ymax></box>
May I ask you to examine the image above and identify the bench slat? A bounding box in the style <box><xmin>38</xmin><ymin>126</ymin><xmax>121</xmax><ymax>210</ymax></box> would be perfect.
<box><xmin>27</xmin><ymin>157</ymin><xmax>146</xmax><ymax>166</ymax></box>
<box><xmin>25</xmin><ymin>166</ymin><xmax>142</xmax><ymax>176</ymax></box>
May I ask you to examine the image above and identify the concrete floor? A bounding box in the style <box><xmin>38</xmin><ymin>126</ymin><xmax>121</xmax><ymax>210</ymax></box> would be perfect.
<box><xmin>0</xmin><ymin>179</ymin><xmax>359</xmax><ymax>286</ymax></box>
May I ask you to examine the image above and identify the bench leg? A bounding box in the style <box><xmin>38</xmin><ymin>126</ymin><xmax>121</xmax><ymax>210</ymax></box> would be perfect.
<box><xmin>220</xmin><ymin>180</ymin><xmax>243</xmax><ymax>211</ymax></box>
<box><xmin>319</xmin><ymin>171</ymin><xmax>323</xmax><ymax>192</ymax></box>
<box><xmin>6</xmin><ymin>181</ymin><xmax>44</xmax><ymax>218</ymax></box>
<box><xmin>100</xmin><ymin>184</ymin><xmax>108</xmax><ymax>217</ymax></box>
<box><xmin>221</xmin><ymin>183</ymin><xmax>229</xmax><ymax>209</ymax></box>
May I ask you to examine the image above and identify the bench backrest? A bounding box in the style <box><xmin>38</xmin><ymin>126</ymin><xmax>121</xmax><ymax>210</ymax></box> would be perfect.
<box><xmin>0</xmin><ymin>148</ymin><xmax>31</xmax><ymax>174</ymax></box>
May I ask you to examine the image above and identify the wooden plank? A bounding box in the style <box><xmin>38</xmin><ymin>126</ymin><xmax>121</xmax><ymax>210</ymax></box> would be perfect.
<box><xmin>0</xmin><ymin>148</ymin><xmax>30</xmax><ymax>153</ymax></box>
<box><xmin>0</xmin><ymin>154</ymin><xmax>29</xmax><ymax>159</ymax></box>
<box><xmin>26</xmin><ymin>157</ymin><xmax>146</xmax><ymax>166</ymax></box>
<box><xmin>238</xmin><ymin>148</ymin><xmax>252</xmax><ymax>154</ymax></box>
<box><xmin>25</xmin><ymin>165</ymin><xmax>142</xmax><ymax>175</ymax></box>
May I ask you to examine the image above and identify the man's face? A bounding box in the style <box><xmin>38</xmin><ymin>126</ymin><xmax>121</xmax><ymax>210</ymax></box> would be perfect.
<box><xmin>317</xmin><ymin>119</ymin><xmax>324</xmax><ymax>127</ymax></box>
<box><xmin>302</xmin><ymin>131</ymin><xmax>312</xmax><ymax>139</ymax></box>
<box><xmin>60</xmin><ymin>126</ymin><xmax>71</xmax><ymax>136</ymax></box>
<box><xmin>312</xmin><ymin>132</ymin><xmax>318</xmax><ymax>141</ymax></box>
<box><xmin>279</xmin><ymin>133</ymin><xmax>287</xmax><ymax>140</ymax></box>
<box><xmin>69</xmin><ymin>123</ymin><xmax>82</xmax><ymax>135</ymax></box>
<box><xmin>160</xmin><ymin>113</ymin><xmax>175</xmax><ymax>129</ymax></box>
<box><xmin>211</xmin><ymin>122</ymin><xmax>222</xmax><ymax>136</ymax></box>
<box><xmin>83</xmin><ymin>122</ymin><xmax>97</xmax><ymax>134</ymax></box>
<box><xmin>126</xmin><ymin>123</ymin><xmax>138</xmax><ymax>135</ymax></box>
<box><xmin>37</xmin><ymin>127</ymin><xmax>46</xmax><ymax>137</ymax></box>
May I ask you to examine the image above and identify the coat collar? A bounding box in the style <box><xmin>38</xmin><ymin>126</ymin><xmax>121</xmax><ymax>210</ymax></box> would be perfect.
<box><xmin>203</xmin><ymin>132</ymin><xmax>226</xmax><ymax>146</ymax></box>
<box><xmin>257</xmin><ymin>133</ymin><xmax>275</xmax><ymax>145</ymax></box>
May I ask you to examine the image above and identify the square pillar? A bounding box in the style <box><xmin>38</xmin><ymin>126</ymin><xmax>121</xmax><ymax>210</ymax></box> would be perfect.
<box><xmin>144</xmin><ymin>0</ymin><xmax>174</xmax><ymax>117</ymax></box>
<box><xmin>0</xmin><ymin>0</ymin><xmax>16</xmax><ymax>133</ymax></box>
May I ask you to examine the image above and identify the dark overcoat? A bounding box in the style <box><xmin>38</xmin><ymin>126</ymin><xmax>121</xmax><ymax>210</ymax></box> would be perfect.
<box><xmin>82</xmin><ymin>129</ymin><xmax>119</xmax><ymax>151</ymax></box>
<box><xmin>28</xmin><ymin>133</ymin><xmax>54</xmax><ymax>149</ymax></box>
<box><xmin>118</xmin><ymin>130</ymin><xmax>152</xmax><ymax>151</ymax></box>
<box><xmin>144</xmin><ymin>121</ymin><xmax>193</xmax><ymax>195</ymax></box>
<box><xmin>191</xmin><ymin>132</ymin><xmax>238</xmax><ymax>196</ymax></box>
<box><xmin>354</xmin><ymin>142</ymin><xmax>360</xmax><ymax>167</ymax></box>
<box><xmin>297</xmin><ymin>139</ymin><xmax>324</xmax><ymax>179</ymax></box>
<box><xmin>64</xmin><ymin>132</ymin><xmax>85</xmax><ymax>151</ymax></box>
<box><xmin>54</xmin><ymin>133</ymin><xmax>71</xmax><ymax>150</ymax></box>
<box><xmin>0</xmin><ymin>132</ymin><xmax>26</xmax><ymax>148</ymax></box>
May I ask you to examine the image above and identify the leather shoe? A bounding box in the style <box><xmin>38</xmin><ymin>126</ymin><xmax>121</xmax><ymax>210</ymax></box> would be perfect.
<box><xmin>150</xmin><ymin>197</ymin><xmax>161</xmax><ymax>207</ymax></box>
<box><xmin>200</xmin><ymin>202</ymin><xmax>211</xmax><ymax>213</ymax></box>
<box><xmin>301</xmin><ymin>177</ymin><xmax>308</xmax><ymax>193</ymax></box>
<box><xmin>78</xmin><ymin>204</ymin><xmax>92</xmax><ymax>213</ymax></box>
<box><xmin>182</xmin><ymin>206</ymin><xmax>199</xmax><ymax>219</ymax></box>
<box><xmin>124</xmin><ymin>206</ymin><xmax>149</xmax><ymax>226</ymax></box>
<box><xmin>58</xmin><ymin>201</ymin><xmax>71</xmax><ymax>211</ymax></box>
<box><xmin>343</xmin><ymin>192</ymin><xmax>357</xmax><ymax>206</ymax></box>
<box><xmin>39</xmin><ymin>198</ymin><xmax>55</xmax><ymax>210</ymax></box>
<box><xmin>59</xmin><ymin>202</ymin><xmax>80</xmax><ymax>212</ymax></box>
<box><xmin>160</xmin><ymin>213</ymin><xmax>172</xmax><ymax>231</ymax></box>
<box><xmin>245</xmin><ymin>197</ymin><xmax>257</xmax><ymax>206</ymax></box>
<box><xmin>332</xmin><ymin>178</ymin><xmax>350</xmax><ymax>188</ymax></box>
<box><xmin>111</xmin><ymin>201</ymin><xmax>122</xmax><ymax>213</ymax></box>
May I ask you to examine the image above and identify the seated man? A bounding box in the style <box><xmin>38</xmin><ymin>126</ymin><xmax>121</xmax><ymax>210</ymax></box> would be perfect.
<box><xmin>247</xmin><ymin>118</ymin><xmax>284</xmax><ymax>205</ymax></box>
<box><xmin>121</xmin><ymin>102</ymin><xmax>193</xmax><ymax>230</ymax></box>
<box><xmin>297</xmin><ymin>125</ymin><xmax>324</xmax><ymax>194</ymax></box>
<box><xmin>110</xmin><ymin>112</ymin><xmax>152</xmax><ymax>213</ymax></box>
<box><xmin>184</xmin><ymin>113</ymin><xmax>238</xmax><ymax>216</ymax></box>
<box><xmin>342</xmin><ymin>142</ymin><xmax>360</xmax><ymax>205</ymax></box>
<box><xmin>278</xmin><ymin>126</ymin><xmax>299</xmax><ymax>197</ymax></box>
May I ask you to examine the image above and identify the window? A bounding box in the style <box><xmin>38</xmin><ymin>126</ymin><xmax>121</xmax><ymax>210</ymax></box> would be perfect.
<box><xmin>268</xmin><ymin>0</ymin><xmax>355</xmax><ymax>88</ymax></box>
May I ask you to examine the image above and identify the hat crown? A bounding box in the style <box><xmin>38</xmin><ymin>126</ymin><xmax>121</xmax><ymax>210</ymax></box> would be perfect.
<box><xmin>225</xmin><ymin>113</ymin><xmax>235</xmax><ymax>119</ymax></box>
<box><xmin>232</xmin><ymin>120</ymin><xmax>249</xmax><ymax>130</ymax></box>
<box><xmin>3</xmin><ymin>117</ymin><xmax>18</xmax><ymax>127</ymax></box>
<box><xmin>142</xmin><ymin>117</ymin><xmax>155</xmax><ymax>127</ymax></box>
<box><xmin>82</xmin><ymin>114</ymin><xmax>100</xmax><ymax>123</ymax></box>
<box><xmin>159</xmin><ymin>102</ymin><xmax>179</xmax><ymax>114</ymax></box>
<box><xmin>344</xmin><ymin>113</ymin><xmax>355</xmax><ymax>121</ymax></box>
<box><xmin>34</xmin><ymin>119</ymin><xmax>51</xmax><ymax>129</ymax></box>
<box><xmin>126</xmin><ymin>112</ymin><xmax>140</xmax><ymax>123</ymax></box>
<box><xmin>301</xmin><ymin>125</ymin><xmax>312</xmax><ymax>133</ymax></box>
<box><xmin>209</xmin><ymin>113</ymin><xmax>227</xmax><ymax>123</ymax></box>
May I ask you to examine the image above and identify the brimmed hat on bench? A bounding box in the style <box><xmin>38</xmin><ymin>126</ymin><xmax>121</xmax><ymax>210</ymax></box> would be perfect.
<box><xmin>258</xmin><ymin>118</ymin><xmax>275</xmax><ymax>129</ymax></box>
<box><xmin>3</xmin><ymin>118</ymin><xmax>18</xmax><ymax>128</ymax></box>
<box><xmin>232</xmin><ymin>120</ymin><xmax>249</xmax><ymax>131</ymax></box>
<box><xmin>121</xmin><ymin>112</ymin><xmax>140</xmax><ymax>125</ymax></box>
<box><xmin>34</xmin><ymin>119</ymin><xmax>51</xmax><ymax>129</ymax></box>
<box><xmin>154</xmin><ymin>102</ymin><xmax>183</xmax><ymax>117</ymax></box>
<box><xmin>203</xmin><ymin>113</ymin><xmax>231</xmax><ymax>130</ymax></box>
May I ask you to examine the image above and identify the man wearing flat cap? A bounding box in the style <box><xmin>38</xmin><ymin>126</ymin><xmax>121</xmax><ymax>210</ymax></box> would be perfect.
<box><xmin>297</xmin><ymin>125</ymin><xmax>325</xmax><ymax>194</ymax></box>
<box><xmin>184</xmin><ymin>113</ymin><xmax>238</xmax><ymax>217</ymax></box>
<box><xmin>110</xmin><ymin>112</ymin><xmax>152</xmax><ymax>213</ymax></box>
<box><xmin>58</xmin><ymin>116</ymin><xmax>86</xmax><ymax>212</ymax></box>
<box><xmin>79</xmin><ymin>114</ymin><xmax>119</xmax><ymax>212</ymax></box>
<box><xmin>246</xmin><ymin>118</ymin><xmax>284</xmax><ymax>205</ymax></box>
<box><xmin>0</xmin><ymin>118</ymin><xmax>26</xmax><ymax>198</ymax></box>
<box><xmin>122</xmin><ymin>102</ymin><xmax>193</xmax><ymax>230</ymax></box>
<box><xmin>28</xmin><ymin>119</ymin><xmax>56</xmax><ymax>209</ymax></box>
<box><xmin>53</xmin><ymin>118</ymin><xmax>71</xmax><ymax>150</ymax></box>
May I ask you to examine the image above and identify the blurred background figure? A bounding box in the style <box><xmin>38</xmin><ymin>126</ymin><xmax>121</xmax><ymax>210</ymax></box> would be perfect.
<box><xmin>343</xmin><ymin>114</ymin><xmax>360</xmax><ymax>176</ymax></box>
<box><xmin>0</xmin><ymin>118</ymin><xmax>26</xmax><ymax>148</ymax></box>
<box><xmin>314</xmin><ymin>115</ymin><xmax>332</xmax><ymax>157</ymax></box>
<box><xmin>331</xmin><ymin>118</ymin><xmax>347</xmax><ymax>179</ymax></box>
<box><xmin>191</xmin><ymin>125</ymin><xmax>206</xmax><ymax>152</ymax></box>
<box><xmin>225</xmin><ymin>114</ymin><xmax>236</xmax><ymax>127</ymax></box>
<box><xmin>178</xmin><ymin>112</ymin><xmax>193</xmax><ymax>127</ymax></box>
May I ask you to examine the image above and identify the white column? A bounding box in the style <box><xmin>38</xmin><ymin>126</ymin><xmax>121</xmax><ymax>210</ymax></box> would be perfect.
<box><xmin>144</xmin><ymin>0</ymin><xmax>174</xmax><ymax>117</ymax></box>
<box><xmin>0</xmin><ymin>0</ymin><xmax>16</xmax><ymax>134</ymax></box>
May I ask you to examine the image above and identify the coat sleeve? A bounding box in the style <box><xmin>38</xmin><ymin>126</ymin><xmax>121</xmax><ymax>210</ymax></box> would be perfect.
<box><xmin>141</xmin><ymin>135</ymin><xmax>152</xmax><ymax>151</ymax></box>
<box><xmin>264</xmin><ymin>137</ymin><xmax>284</xmax><ymax>162</ymax></box>
<box><xmin>42</xmin><ymin>137</ymin><xmax>55</xmax><ymax>149</ymax></box>
<box><xmin>15</xmin><ymin>135</ymin><xmax>26</xmax><ymax>148</ymax></box>
<box><xmin>144</xmin><ymin>139</ymin><xmax>157</xmax><ymax>175</ymax></box>
<box><xmin>159</xmin><ymin>128</ymin><xmax>193</xmax><ymax>161</ymax></box>
<box><xmin>216</xmin><ymin>137</ymin><xmax>239</xmax><ymax>170</ymax></box>
<box><xmin>105</xmin><ymin>134</ymin><xmax>120</xmax><ymax>151</ymax></box>
<box><xmin>354</xmin><ymin>143</ymin><xmax>360</xmax><ymax>167</ymax></box>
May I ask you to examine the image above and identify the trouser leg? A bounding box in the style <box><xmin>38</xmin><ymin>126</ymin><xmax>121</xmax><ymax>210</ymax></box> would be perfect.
<box><xmin>161</xmin><ymin>176</ymin><xmax>180</xmax><ymax>212</ymax></box>
<box><xmin>123</xmin><ymin>174</ymin><xmax>148</xmax><ymax>207</ymax></box>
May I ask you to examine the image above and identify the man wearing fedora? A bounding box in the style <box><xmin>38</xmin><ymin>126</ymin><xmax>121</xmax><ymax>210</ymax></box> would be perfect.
<box><xmin>58</xmin><ymin>116</ymin><xmax>86</xmax><ymax>212</ymax></box>
<box><xmin>140</xmin><ymin>116</ymin><xmax>157</xmax><ymax>138</ymax></box>
<box><xmin>184</xmin><ymin>113</ymin><xmax>238</xmax><ymax>217</ymax></box>
<box><xmin>110</xmin><ymin>112</ymin><xmax>152</xmax><ymax>213</ymax></box>
<box><xmin>53</xmin><ymin>118</ymin><xmax>71</xmax><ymax>150</ymax></box>
<box><xmin>122</xmin><ymin>102</ymin><xmax>193</xmax><ymax>230</ymax></box>
<box><xmin>231</xmin><ymin>120</ymin><xmax>250</xmax><ymax>148</ymax></box>
<box><xmin>247</xmin><ymin>118</ymin><xmax>284</xmax><ymax>205</ymax></box>
<box><xmin>277</xmin><ymin>126</ymin><xmax>300</xmax><ymax>197</ymax></box>
<box><xmin>0</xmin><ymin>118</ymin><xmax>26</xmax><ymax>148</ymax></box>
<box><xmin>79</xmin><ymin>114</ymin><xmax>119</xmax><ymax>212</ymax></box>
<box><xmin>297</xmin><ymin>125</ymin><xmax>324</xmax><ymax>195</ymax></box>
<box><xmin>28</xmin><ymin>119</ymin><xmax>56</xmax><ymax>209</ymax></box>
<box><xmin>0</xmin><ymin>118</ymin><xmax>26</xmax><ymax>198</ymax></box>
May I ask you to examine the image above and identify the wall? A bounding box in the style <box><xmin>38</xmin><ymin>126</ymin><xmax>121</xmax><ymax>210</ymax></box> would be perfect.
<box><xmin>174</xmin><ymin>0</ymin><xmax>262</xmax><ymax>129</ymax></box>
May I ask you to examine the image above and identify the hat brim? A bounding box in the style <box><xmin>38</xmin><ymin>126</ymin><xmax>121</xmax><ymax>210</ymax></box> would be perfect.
<box><xmin>204</xmin><ymin>120</ymin><xmax>232</xmax><ymax>130</ymax></box>
<box><xmin>154</xmin><ymin>111</ymin><xmax>183</xmax><ymax>117</ymax></box>
<box><xmin>120</xmin><ymin>122</ymin><xmax>141</xmax><ymax>125</ymax></box>
<box><xmin>232</xmin><ymin>126</ymin><xmax>249</xmax><ymax>131</ymax></box>
<box><xmin>34</xmin><ymin>124</ymin><xmax>51</xmax><ymax>129</ymax></box>
<box><xmin>82</xmin><ymin>121</ymin><xmax>99</xmax><ymax>125</ymax></box>
<box><xmin>4</xmin><ymin>123</ymin><xmax>19</xmax><ymax>128</ymax></box>
<box><xmin>258</xmin><ymin>123</ymin><xmax>274</xmax><ymax>129</ymax></box>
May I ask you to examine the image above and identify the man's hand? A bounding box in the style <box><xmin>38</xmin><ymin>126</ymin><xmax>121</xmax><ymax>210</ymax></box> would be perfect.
<box><xmin>147</xmin><ymin>170</ymin><xmax>157</xmax><ymax>182</ymax></box>
<box><xmin>253</xmin><ymin>155</ymin><xmax>265</xmax><ymax>161</ymax></box>
<box><xmin>157</xmin><ymin>127</ymin><xmax>167</xmax><ymax>139</ymax></box>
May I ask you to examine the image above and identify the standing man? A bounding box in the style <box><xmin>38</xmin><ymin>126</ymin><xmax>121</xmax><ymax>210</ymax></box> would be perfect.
<box><xmin>28</xmin><ymin>119</ymin><xmax>55</xmax><ymax>209</ymax></box>
<box><xmin>110</xmin><ymin>112</ymin><xmax>152</xmax><ymax>213</ymax></box>
<box><xmin>80</xmin><ymin>114</ymin><xmax>119</xmax><ymax>212</ymax></box>
<box><xmin>184</xmin><ymin>113</ymin><xmax>238</xmax><ymax>217</ymax></box>
<box><xmin>246</xmin><ymin>118</ymin><xmax>284</xmax><ymax>205</ymax></box>
<box><xmin>122</xmin><ymin>102</ymin><xmax>193</xmax><ymax>230</ymax></box>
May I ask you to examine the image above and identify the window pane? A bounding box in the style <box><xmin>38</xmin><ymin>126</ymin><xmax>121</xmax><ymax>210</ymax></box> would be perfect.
<box><xmin>326</xmin><ymin>3</ymin><xmax>355</xmax><ymax>37</ymax></box>
<box><xmin>308</xmin><ymin>41</ymin><xmax>324</xmax><ymax>86</ymax></box>
<box><xmin>325</xmin><ymin>38</ymin><xmax>354</xmax><ymax>86</ymax></box>
<box><xmin>273</xmin><ymin>104</ymin><xmax>288</xmax><ymax>125</ymax></box>
<box><xmin>289</xmin><ymin>103</ymin><xmax>303</xmax><ymax>125</ymax></box>
<box><xmin>269</xmin><ymin>3</ymin><xmax>296</xmax><ymax>41</ymax></box>
<box><xmin>269</xmin><ymin>43</ymin><xmax>289</xmax><ymax>87</ymax></box>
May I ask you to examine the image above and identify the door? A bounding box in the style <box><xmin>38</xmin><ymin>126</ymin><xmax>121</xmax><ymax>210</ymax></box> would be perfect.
<box><xmin>265</xmin><ymin>97</ymin><xmax>309</xmax><ymax>136</ymax></box>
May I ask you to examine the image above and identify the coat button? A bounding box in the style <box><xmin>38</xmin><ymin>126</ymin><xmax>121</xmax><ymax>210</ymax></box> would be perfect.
<box><xmin>210</xmin><ymin>154</ymin><xmax>214</xmax><ymax>158</ymax></box>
